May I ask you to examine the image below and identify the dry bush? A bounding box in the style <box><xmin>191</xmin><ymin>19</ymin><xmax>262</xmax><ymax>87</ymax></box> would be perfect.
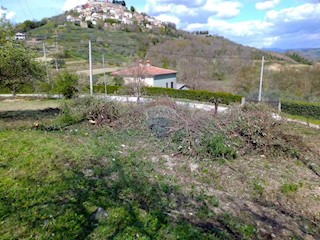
<box><xmin>85</xmin><ymin>98</ymin><xmax>309</xmax><ymax>160</ymax></box>
<box><xmin>87</xmin><ymin>101</ymin><xmax>121</xmax><ymax>126</ymax></box>
<box><xmin>217</xmin><ymin>104</ymin><xmax>300</xmax><ymax>156</ymax></box>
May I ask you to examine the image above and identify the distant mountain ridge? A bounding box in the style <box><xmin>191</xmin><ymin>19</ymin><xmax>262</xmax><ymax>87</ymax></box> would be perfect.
<box><xmin>263</xmin><ymin>47</ymin><xmax>320</xmax><ymax>60</ymax></box>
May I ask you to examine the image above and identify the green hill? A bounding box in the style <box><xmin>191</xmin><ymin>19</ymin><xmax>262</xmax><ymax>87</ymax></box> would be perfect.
<box><xmin>20</xmin><ymin>15</ymin><xmax>320</xmax><ymax>101</ymax></box>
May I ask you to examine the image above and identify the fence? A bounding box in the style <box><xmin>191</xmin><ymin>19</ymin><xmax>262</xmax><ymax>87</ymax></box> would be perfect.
<box><xmin>242</xmin><ymin>98</ymin><xmax>282</xmax><ymax>112</ymax></box>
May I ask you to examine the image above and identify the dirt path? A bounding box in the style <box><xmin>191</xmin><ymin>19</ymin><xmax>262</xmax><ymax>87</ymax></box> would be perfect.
<box><xmin>76</xmin><ymin>67</ymin><xmax>120</xmax><ymax>75</ymax></box>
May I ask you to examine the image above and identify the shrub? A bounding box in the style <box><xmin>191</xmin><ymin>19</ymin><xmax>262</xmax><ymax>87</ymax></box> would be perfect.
<box><xmin>53</xmin><ymin>71</ymin><xmax>79</xmax><ymax>99</ymax></box>
<box><xmin>201</xmin><ymin>134</ymin><xmax>237</xmax><ymax>159</ymax></box>
<box><xmin>93</xmin><ymin>85</ymin><xmax>121</xmax><ymax>94</ymax></box>
<box><xmin>280</xmin><ymin>182</ymin><xmax>302</xmax><ymax>194</ymax></box>
<box><xmin>143</xmin><ymin>87</ymin><xmax>242</xmax><ymax>104</ymax></box>
<box><xmin>55</xmin><ymin>97</ymin><xmax>95</xmax><ymax>126</ymax></box>
<box><xmin>281</xmin><ymin>100</ymin><xmax>320</xmax><ymax>120</ymax></box>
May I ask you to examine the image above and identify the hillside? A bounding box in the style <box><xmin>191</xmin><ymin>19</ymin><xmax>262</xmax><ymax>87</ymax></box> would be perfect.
<box><xmin>18</xmin><ymin>5</ymin><xmax>320</xmax><ymax>101</ymax></box>
<box><xmin>297</xmin><ymin>48</ymin><xmax>320</xmax><ymax>60</ymax></box>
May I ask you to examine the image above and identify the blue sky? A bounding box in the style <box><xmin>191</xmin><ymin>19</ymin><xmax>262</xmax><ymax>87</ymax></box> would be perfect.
<box><xmin>1</xmin><ymin>0</ymin><xmax>320</xmax><ymax>49</ymax></box>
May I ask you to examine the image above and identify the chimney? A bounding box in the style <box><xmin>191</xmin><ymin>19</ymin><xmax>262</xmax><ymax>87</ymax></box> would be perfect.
<box><xmin>146</xmin><ymin>59</ymin><xmax>151</xmax><ymax>67</ymax></box>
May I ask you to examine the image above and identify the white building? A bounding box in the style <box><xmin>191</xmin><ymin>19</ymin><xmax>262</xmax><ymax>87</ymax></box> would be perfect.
<box><xmin>15</xmin><ymin>32</ymin><xmax>26</xmax><ymax>40</ymax></box>
<box><xmin>111</xmin><ymin>61</ymin><xmax>177</xmax><ymax>89</ymax></box>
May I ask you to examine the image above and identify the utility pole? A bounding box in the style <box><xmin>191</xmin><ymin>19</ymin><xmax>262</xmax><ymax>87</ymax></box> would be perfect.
<box><xmin>89</xmin><ymin>40</ymin><xmax>93</xmax><ymax>97</ymax></box>
<box><xmin>102</xmin><ymin>54</ymin><xmax>107</xmax><ymax>99</ymax></box>
<box><xmin>43</xmin><ymin>42</ymin><xmax>49</xmax><ymax>82</ymax></box>
<box><xmin>258</xmin><ymin>56</ymin><xmax>265</xmax><ymax>102</ymax></box>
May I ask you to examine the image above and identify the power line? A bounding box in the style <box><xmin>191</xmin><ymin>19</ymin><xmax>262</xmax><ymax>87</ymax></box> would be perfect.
<box><xmin>30</xmin><ymin>35</ymin><xmax>318</xmax><ymax>74</ymax></box>
<box><xmin>146</xmin><ymin>49</ymin><xmax>261</xmax><ymax>60</ymax></box>
<box><xmin>17</xmin><ymin>0</ymin><xmax>29</xmax><ymax>20</ymax></box>
<box><xmin>31</xmin><ymin>35</ymin><xmax>263</xmax><ymax>60</ymax></box>
<box><xmin>24</xmin><ymin>0</ymin><xmax>34</xmax><ymax>19</ymax></box>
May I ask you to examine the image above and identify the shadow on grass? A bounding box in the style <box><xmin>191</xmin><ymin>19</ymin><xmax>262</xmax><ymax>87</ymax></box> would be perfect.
<box><xmin>0</xmin><ymin>153</ymin><xmax>236</xmax><ymax>239</ymax></box>
<box><xmin>0</xmin><ymin>108</ymin><xmax>60</xmax><ymax>121</ymax></box>
<box><xmin>54</xmin><ymin>157</ymin><xmax>232</xmax><ymax>239</ymax></box>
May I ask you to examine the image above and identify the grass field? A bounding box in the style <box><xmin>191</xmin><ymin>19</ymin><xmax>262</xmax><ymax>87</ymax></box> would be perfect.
<box><xmin>283</xmin><ymin>113</ymin><xmax>320</xmax><ymax>126</ymax></box>
<box><xmin>0</xmin><ymin>99</ymin><xmax>61</xmax><ymax>111</ymax></box>
<box><xmin>0</xmin><ymin>98</ymin><xmax>320</xmax><ymax>239</ymax></box>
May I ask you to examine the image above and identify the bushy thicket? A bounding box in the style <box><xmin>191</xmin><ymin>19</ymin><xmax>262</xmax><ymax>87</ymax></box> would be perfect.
<box><xmin>53</xmin><ymin>71</ymin><xmax>79</xmax><ymax>99</ymax></box>
<box><xmin>61</xmin><ymin>98</ymin><xmax>304</xmax><ymax>160</ymax></box>
<box><xmin>282</xmin><ymin>100</ymin><xmax>320</xmax><ymax>120</ymax></box>
<box><xmin>285</xmin><ymin>52</ymin><xmax>313</xmax><ymax>65</ymax></box>
<box><xmin>144</xmin><ymin>101</ymin><xmax>301</xmax><ymax>159</ymax></box>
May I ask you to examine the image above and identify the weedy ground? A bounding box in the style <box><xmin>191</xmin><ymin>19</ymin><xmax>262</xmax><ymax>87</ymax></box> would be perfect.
<box><xmin>0</xmin><ymin>98</ymin><xmax>319</xmax><ymax>240</ymax></box>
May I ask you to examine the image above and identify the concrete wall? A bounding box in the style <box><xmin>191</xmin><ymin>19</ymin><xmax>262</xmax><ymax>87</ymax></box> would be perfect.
<box><xmin>123</xmin><ymin>77</ymin><xmax>154</xmax><ymax>86</ymax></box>
<box><xmin>154</xmin><ymin>74</ymin><xmax>177</xmax><ymax>89</ymax></box>
<box><xmin>123</xmin><ymin>74</ymin><xmax>176</xmax><ymax>88</ymax></box>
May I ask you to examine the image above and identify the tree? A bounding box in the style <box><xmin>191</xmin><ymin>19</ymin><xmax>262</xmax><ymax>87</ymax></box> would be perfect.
<box><xmin>0</xmin><ymin>7</ymin><xmax>13</xmax><ymax>44</ymax></box>
<box><xmin>0</xmin><ymin>10</ymin><xmax>45</xmax><ymax>94</ymax></box>
<box><xmin>0</xmin><ymin>41</ymin><xmax>46</xmax><ymax>95</ymax></box>
<box><xmin>53</xmin><ymin>71</ymin><xmax>79</xmax><ymax>99</ymax></box>
<box><xmin>130</xmin><ymin>6</ymin><xmax>136</xmax><ymax>13</ymax></box>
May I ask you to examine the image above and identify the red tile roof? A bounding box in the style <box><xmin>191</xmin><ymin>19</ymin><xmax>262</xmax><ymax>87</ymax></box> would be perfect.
<box><xmin>111</xmin><ymin>65</ymin><xmax>177</xmax><ymax>77</ymax></box>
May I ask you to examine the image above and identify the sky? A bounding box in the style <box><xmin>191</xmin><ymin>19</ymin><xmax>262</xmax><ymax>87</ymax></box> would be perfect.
<box><xmin>1</xmin><ymin>0</ymin><xmax>320</xmax><ymax>49</ymax></box>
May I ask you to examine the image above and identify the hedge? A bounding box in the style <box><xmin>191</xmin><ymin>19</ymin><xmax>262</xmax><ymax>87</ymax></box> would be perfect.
<box><xmin>2</xmin><ymin>83</ymin><xmax>241</xmax><ymax>105</ymax></box>
<box><xmin>92</xmin><ymin>85</ymin><xmax>242</xmax><ymax>105</ymax></box>
<box><xmin>93</xmin><ymin>85</ymin><xmax>121</xmax><ymax>94</ymax></box>
<box><xmin>143</xmin><ymin>87</ymin><xmax>242</xmax><ymax>105</ymax></box>
<box><xmin>281</xmin><ymin>100</ymin><xmax>320</xmax><ymax>120</ymax></box>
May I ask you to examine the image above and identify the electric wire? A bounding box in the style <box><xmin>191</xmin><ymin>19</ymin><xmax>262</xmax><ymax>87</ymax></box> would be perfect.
<box><xmin>24</xmin><ymin>0</ymin><xmax>34</xmax><ymax>19</ymax></box>
<box><xmin>29</xmin><ymin>35</ymin><xmax>318</xmax><ymax>74</ymax></box>
<box><xmin>17</xmin><ymin>0</ymin><xmax>29</xmax><ymax>20</ymax></box>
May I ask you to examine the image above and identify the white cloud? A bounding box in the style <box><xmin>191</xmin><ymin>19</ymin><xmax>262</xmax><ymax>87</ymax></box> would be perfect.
<box><xmin>266</xmin><ymin>3</ymin><xmax>320</xmax><ymax>21</ymax></box>
<box><xmin>184</xmin><ymin>1</ymin><xmax>320</xmax><ymax>48</ymax></box>
<box><xmin>62</xmin><ymin>0</ymin><xmax>87</xmax><ymax>11</ymax></box>
<box><xmin>145</xmin><ymin>0</ymin><xmax>242</xmax><ymax>30</ymax></box>
<box><xmin>187</xmin><ymin>18</ymin><xmax>272</xmax><ymax>37</ymax></box>
<box><xmin>255</xmin><ymin>0</ymin><xmax>280</xmax><ymax>10</ymax></box>
<box><xmin>145</xmin><ymin>0</ymin><xmax>206</xmax><ymax>9</ymax></box>
<box><xmin>203</xmin><ymin>1</ymin><xmax>242</xmax><ymax>18</ymax></box>
<box><xmin>5</xmin><ymin>11</ymin><xmax>16</xmax><ymax>20</ymax></box>
<box><xmin>0</xmin><ymin>8</ymin><xmax>16</xmax><ymax>20</ymax></box>
<box><xmin>155</xmin><ymin>14</ymin><xmax>180</xmax><ymax>25</ymax></box>
<box><xmin>146</xmin><ymin>3</ymin><xmax>196</xmax><ymax>16</ymax></box>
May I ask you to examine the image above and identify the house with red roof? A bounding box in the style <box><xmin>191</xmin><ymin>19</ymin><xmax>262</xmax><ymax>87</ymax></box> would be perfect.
<box><xmin>111</xmin><ymin>60</ymin><xmax>177</xmax><ymax>89</ymax></box>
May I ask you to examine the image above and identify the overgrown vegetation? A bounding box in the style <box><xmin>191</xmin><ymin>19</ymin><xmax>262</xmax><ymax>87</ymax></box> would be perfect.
<box><xmin>0</xmin><ymin>42</ymin><xmax>45</xmax><ymax>95</ymax></box>
<box><xmin>1</xmin><ymin>98</ymin><xmax>320</xmax><ymax>239</ymax></box>
<box><xmin>53</xmin><ymin>70</ymin><xmax>79</xmax><ymax>99</ymax></box>
<box><xmin>286</xmin><ymin>51</ymin><xmax>313</xmax><ymax>65</ymax></box>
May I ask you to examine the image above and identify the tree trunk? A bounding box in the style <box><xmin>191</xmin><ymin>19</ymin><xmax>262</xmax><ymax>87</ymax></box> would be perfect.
<box><xmin>213</xmin><ymin>101</ymin><xmax>218</xmax><ymax>116</ymax></box>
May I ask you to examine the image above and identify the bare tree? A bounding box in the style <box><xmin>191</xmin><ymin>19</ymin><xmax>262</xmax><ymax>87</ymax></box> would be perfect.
<box><xmin>115</xmin><ymin>60</ymin><xmax>150</xmax><ymax>102</ymax></box>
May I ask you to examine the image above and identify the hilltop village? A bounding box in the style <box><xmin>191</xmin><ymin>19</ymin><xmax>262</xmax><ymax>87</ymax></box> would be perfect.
<box><xmin>66</xmin><ymin>0</ymin><xmax>173</xmax><ymax>30</ymax></box>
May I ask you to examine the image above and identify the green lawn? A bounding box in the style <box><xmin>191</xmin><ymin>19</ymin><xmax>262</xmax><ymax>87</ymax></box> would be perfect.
<box><xmin>0</xmin><ymin>99</ymin><xmax>61</xmax><ymax>112</ymax></box>
<box><xmin>283</xmin><ymin>113</ymin><xmax>320</xmax><ymax>125</ymax></box>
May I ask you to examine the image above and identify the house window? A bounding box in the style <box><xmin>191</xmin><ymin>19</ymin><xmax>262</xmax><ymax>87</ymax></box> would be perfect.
<box><xmin>166</xmin><ymin>82</ymin><xmax>168</xmax><ymax>88</ymax></box>
<box><xmin>171</xmin><ymin>82</ymin><xmax>174</xmax><ymax>89</ymax></box>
